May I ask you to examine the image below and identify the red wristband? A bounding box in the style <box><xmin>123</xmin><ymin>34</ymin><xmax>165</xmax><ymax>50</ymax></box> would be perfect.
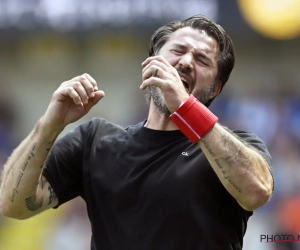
<box><xmin>169</xmin><ymin>95</ymin><xmax>218</xmax><ymax>143</ymax></box>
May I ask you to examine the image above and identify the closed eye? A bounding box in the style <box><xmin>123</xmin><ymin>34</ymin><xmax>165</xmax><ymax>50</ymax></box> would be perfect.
<box><xmin>172</xmin><ymin>50</ymin><xmax>184</xmax><ymax>55</ymax></box>
<box><xmin>196</xmin><ymin>59</ymin><xmax>209</xmax><ymax>66</ymax></box>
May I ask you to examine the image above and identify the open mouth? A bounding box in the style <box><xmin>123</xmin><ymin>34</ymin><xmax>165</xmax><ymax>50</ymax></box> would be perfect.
<box><xmin>180</xmin><ymin>77</ymin><xmax>189</xmax><ymax>92</ymax></box>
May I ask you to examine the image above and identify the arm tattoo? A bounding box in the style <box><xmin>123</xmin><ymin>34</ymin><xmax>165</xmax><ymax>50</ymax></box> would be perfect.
<box><xmin>9</xmin><ymin>188</ymin><xmax>18</xmax><ymax>202</ymax></box>
<box><xmin>222</xmin><ymin>125</ymin><xmax>273</xmax><ymax>179</ymax></box>
<box><xmin>216</xmin><ymin>158</ymin><xmax>242</xmax><ymax>193</ymax></box>
<box><xmin>221</xmin><ymin>132</ymin><xmax>251</xmax><ymax>169</ymax></box>
<box><xmin>25</xmin><ymin>196</ymin><xmax>44</xmax><ymax>211</ymax></box>
<box><xmin>202</xmin><ymin>130</ymin><xmax>245</xmax><ymax>193</ymax></box>
<box><xmin>202</xmin><ymin>139</ymin><xmax>215</xmax><ymax>157</ymax></box>
<box><xmin>48</xmin><ymin>186</ymin><xmax>57</xmax><ymax>205</ymax></box>
<box><xmin>203</xmin><ymin>125</ymin><xmax>273</xmax><ymax>194</ymax></box>
<box><xmin>9</xmin><ymin>143</ymin><xmax>37</xmax><ymax>202</ymax></box>
<box><xmin>9</xmin><ymin>140</ymin><xmax>53</xmax><ymax>204</ymax></box>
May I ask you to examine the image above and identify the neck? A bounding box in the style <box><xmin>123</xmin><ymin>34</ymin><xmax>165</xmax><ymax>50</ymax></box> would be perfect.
<box><xmin>144</xmin><ymin>100</ymin><xmax>179</xmax><ymax>131</ymax></box>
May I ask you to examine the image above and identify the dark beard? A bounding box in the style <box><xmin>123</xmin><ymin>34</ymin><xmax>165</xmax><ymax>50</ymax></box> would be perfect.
<box><xmin>148</xmin><ymin>82</ymin><xmax>215</xmax><ymax>117</ymax></box>
<box><xmin>148</xmin><ymin>86</ymin><xmax>171</xmax><ymax>118</ymax></box>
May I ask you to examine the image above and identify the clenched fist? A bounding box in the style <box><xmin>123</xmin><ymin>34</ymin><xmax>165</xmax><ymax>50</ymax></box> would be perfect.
<box><xmin>140</xmin><ymin>55</ymin><xmax>190</xmax><ymax>113</ymax></box>
<box><xmin>41</xmin><ymin>73</ymin><xmax>105</xmax><ymax>131</ymax></box>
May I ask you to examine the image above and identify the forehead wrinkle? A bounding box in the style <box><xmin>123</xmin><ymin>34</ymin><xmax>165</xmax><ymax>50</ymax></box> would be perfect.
<box><xmin>166</xmin><ymin>27</ymin><xmax>220</xmax><ymax>64</ymax></box>
<box><xmin>170</xmin><ymin>41</ymin><xmax>215</xmax><ymax>64</ymax></box>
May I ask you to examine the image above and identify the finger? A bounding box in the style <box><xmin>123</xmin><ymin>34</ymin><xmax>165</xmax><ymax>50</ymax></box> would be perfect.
<box><xmin>142</xmin><ymin>55</ymin><xmax>172</xmax><ymax>68</ymax></box>
<box><xmin>84</xmin><ymin>90</ymin><xmax>105</xmax><ymax>112</ymax></box>
<box><xmin>72</xmin><ymin>81</ymin><xmax>89</xmax><ymax>104</ymax></box>
<box><xmin>142</xmin><ymin>60</ymin><xmax>170</xmax><ymax>75</ymax></box>
<box><xmin>140</xmin><ymin>77</ymin><xmax>166</xmax><ymax>90</ymax></box>
<box><xmin>142</xmin><ymin>65</ymin><xmax>165</xmax><ymax>81</ymax></box>
<box><xmin>83</xmin><ymin>73</ymin><xmax>98</xmax><ymax>91</ymax></box>
<box><xmin>60</xmin><ymin>86</ymin><xmax>82</xmax><ymax>105</ymax></box>
<box><xmin>79</xmin><ymin>76</ymin><xmax>96</xmax><ymax>98</ymax></box>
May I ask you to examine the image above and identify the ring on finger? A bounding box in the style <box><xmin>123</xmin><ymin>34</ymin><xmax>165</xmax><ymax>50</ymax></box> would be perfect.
<box><xmin>154</xmin><ymin>68</ymin><xmax>159</xmax><ymax>77</ymax></box>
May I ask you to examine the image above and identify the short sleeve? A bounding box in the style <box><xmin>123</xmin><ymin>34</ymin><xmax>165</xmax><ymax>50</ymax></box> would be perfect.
<box><xmin>234</xmin><ymin>130</ymin><xmax>272</xmax><ymax>167</ymax></box>
<box><xmin>42</xmin><ymin>121</ymin><xmax>90</xmax><ymax>208</ymax></box>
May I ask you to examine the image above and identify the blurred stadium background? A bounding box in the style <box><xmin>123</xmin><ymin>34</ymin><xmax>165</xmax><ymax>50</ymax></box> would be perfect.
<box><xmin>0</xmin><ymin>0</ymin><xmax>300</xmax><ymax>249</ymax></box>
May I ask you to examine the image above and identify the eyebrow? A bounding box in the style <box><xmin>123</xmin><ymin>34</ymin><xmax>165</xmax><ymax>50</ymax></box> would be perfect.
<box><xmin>171</xmin><ymin>43</ymin><xmax>214</xmax><ymax>65</ymax></box>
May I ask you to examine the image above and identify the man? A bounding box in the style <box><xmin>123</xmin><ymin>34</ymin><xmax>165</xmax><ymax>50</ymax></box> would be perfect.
<box><xmin>0</xmin><ymin>15</ymin><xmax>274</xmax><ymax>250</ymax></box>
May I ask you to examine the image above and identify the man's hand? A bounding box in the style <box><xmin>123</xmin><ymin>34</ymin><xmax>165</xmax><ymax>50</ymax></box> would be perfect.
<box><xmin>140</xmin><ymin>55</ymin><xmax>189</xmax><ymax>113</ymax></box>
<box><xmin>41</xmin><ymin>73</ymin><xmax>105</xmax><ymax>130</ymax></box>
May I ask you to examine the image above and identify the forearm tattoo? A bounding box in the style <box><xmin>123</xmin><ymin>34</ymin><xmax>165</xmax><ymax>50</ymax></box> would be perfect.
<box><xmin>221</xmin><ymin>132</ymin><xmax>251</xmax><ymax>169</ymax></box>
<box><xmin>202</xmin><ymin>129</ymin><xmax>251</xmax><ymax>193</ymax></box>
<box><xmin>25</xmin><ymin>196</ymin><xmax>44</xmax><ymax>211</ymax></box>
<box><xmin>9</xmin><ymin>143</ymin><xmax>37</xmax><ymax>202</ymax></box>
<box><xmin>24</xmin><ymin>177</ymin><xmax>57</xmax><ymax>211</ymax></box>
<box><xmin>202</xmin><ymin>139</ymin><xmax>215</xmax><ymax>158</ymax></box>
<box><xmin>202</xmin><ymin>125</ymin><xmax>274</xmax><ymax>196</ymax></box>
<box><xmin>9</xmin><ymin>140</ymin><xmax>54</xmax><ymax>203</ymax></box>
<box><xmin>48</xmin><ymin>186</ymin><xmax>57</xmax><ymax>205</ymax></box>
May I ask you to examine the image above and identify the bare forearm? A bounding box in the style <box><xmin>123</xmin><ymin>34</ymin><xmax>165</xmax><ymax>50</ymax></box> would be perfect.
<box><xmin>0</xmin><ymin>118</ymin><xmax>61</xmax><ymax>217</ymax></box>
<box><xmin>198</xmin><ymin>123</ymin><xmax>273</xmax><ymax>211</ymax></box>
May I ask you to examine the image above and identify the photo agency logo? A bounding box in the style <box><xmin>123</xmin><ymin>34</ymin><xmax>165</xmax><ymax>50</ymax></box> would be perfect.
<box><xmin>260</xmin><ymin>235</ymin><xmax>300</xmax><ymax>243</ymax></box>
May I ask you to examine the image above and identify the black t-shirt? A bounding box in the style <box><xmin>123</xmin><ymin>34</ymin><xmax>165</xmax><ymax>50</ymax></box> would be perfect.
<box><xmin>43</xmin><ymin>118</ymin><xmax>271</xmax><ymax>250</ymax></box>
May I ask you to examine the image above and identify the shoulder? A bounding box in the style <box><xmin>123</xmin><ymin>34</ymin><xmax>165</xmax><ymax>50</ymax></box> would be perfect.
<box><xmin>54</xmin><ymin>118</ymin><xmax>120</xmax><ymax>144</ymax></box>
<box><xmin>75</xmin><ymin>118</ymin><xmax>137</xmax><ymax>145</ymax></box>
<box><xmin>87</xmin><ymin>118</ymin><xmax>128</xmax><ymax>136</ymax></box>
<box><xmin>58</xmin><ymin>118</ymin><xmax>142</xmax><ymax>146</ymax></box>
<box><xmin>70</xmin><ymin>118</ymin><xmax>124</xmax><ymax>134</ymax></box>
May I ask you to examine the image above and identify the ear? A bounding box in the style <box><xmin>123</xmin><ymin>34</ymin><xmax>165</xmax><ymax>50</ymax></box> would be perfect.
<box><xmin>211</xmin><ymin>80</ymin><xmax>222</xmax><ymax>98</ymax></box>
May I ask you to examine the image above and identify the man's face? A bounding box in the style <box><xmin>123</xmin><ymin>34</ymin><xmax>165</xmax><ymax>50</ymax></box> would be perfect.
<box><xmin>149</xmin><ymin>27</ymin><xmax>221</xmax><ymax>117</ymax></box>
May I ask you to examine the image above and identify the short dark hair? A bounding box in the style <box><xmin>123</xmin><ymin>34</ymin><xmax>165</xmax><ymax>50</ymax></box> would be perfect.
<box><xmin>148</xmin><ymin>14</ymin><xmax>235</xmax><ymax>92</ymax></box>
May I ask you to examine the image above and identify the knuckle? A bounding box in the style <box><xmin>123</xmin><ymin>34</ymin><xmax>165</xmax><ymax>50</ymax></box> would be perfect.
<box><xmin>146</xmin><ymin>60</ymin><xmax>156</xmax><ymax>68</ymax></box>
<box><xmin>66</xmin><ymin>86</ymin><xmax>74</xmax><ymax>92</ymax></box>
<box><xmin>151</xmin><ymin>60</ymin><xmax>159</xmax><ymax>65</ymax></box>
<box><xmin>165</xmin><ymin>81</ymin><xmax>172</xmax><ymax>89</ymax></box>
<box><xmin>150</xmin><ymin>65</ymin><xmax>157</xmax><ymax>71</ymax></box>
<box><xmin>73</xmin><ymin>81</ymin><xmax>81</xmax><ymax>88</ymax></box>
<box><xmin>87</xmin><ymin>85</ymin><xmax>94</xmax><ymax>91</ymax></box>
<box><xmin>66</xmin><ymin>87</ymin><xmax>77</xmax><ymax>96</ymax></box>
<box><xmin>78</xmin><ymin>75</ymin><xmax>87</xmax><ymax>81</ymax></box>
<box><xmin>157</xmin><ymin>55</ymin><xmax>164</xmax><ymax>61</ymax></box>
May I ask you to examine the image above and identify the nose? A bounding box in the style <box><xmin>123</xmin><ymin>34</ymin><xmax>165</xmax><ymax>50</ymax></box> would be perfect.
<box><xmin>179</xmin><ymin>53</ymin><xmax>194</xmax><ymax>72</ymax></box>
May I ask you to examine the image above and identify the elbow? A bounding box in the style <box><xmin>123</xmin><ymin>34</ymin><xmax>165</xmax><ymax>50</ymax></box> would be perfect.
<box><xmin>239</xmin><ymin>160</ymin><xmax>274</xmax><ymax>211</ymax></box>
<box><xmin>0</xmin><ymin>199</ymin><xmax>30</xmax><ymax>220</ymax></box>
<box><xmin>239</xmin><ymin>183</ymin><xmax>273</xmax><ymax>211</ymax></box>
